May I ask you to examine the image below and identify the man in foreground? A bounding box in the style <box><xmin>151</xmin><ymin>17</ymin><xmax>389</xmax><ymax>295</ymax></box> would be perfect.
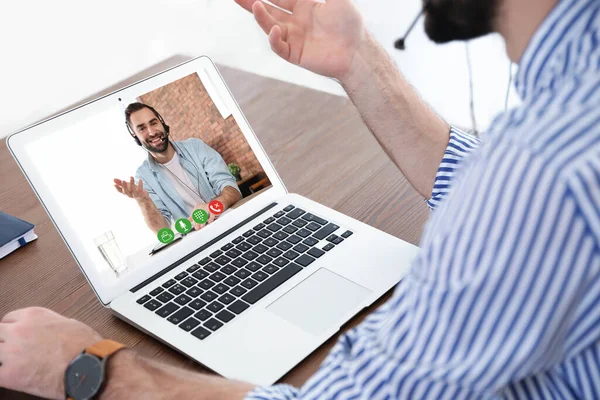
<box><xmin>1</xmin><ymin>0</ymin><xmax>599</xmax><ymax>398</ymax></box>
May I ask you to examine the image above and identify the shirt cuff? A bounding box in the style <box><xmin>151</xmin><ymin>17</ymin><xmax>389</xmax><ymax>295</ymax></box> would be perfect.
<box><xmin>426</xmin><ymin>126</ymin><xmax>480</xmax><ymax>210</ymax></box>
<box><xmin>245</xmin><ymin>384</ymin><xmax>300</xmax><ymax>400</ymax></box>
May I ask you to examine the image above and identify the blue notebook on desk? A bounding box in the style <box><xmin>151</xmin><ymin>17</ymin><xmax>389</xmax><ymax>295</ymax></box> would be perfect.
<box><xmin>0</xmin><ymin>212</ymin><xmax>37</xmax><ymax>260</ymax></box>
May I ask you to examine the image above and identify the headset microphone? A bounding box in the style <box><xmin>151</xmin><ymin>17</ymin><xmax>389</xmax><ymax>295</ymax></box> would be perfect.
<box><xmin>394</xmin><ymin>1</ymin><xmax>430</xmax><ymax>50</ymax></box>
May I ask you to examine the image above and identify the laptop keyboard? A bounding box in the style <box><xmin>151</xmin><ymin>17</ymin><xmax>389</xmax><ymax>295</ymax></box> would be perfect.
<box><xmin>135</xmin><ymin>204</ymin><xmax>353</xmax><ymax>341</ymax></box>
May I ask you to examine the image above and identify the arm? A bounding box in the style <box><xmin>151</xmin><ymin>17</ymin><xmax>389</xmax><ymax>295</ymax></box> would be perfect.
<box><xmin>135</xmin><ymin>196</ymin><xmax>170</xmax><ymax>234</ymax></box>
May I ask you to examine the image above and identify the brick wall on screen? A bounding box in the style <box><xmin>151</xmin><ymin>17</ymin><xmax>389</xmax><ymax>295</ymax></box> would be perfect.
<box><xmin>138</xmin><ymin>73</ymin><xmax>263</xmax><ymax>180</ymax></box>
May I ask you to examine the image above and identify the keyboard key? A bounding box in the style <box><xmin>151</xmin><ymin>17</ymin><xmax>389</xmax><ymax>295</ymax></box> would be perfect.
<box><xmin>175</xmin><ymin>271</ymin><xmax>188</xmax><ymax>280</ymax></box>
<box><xmin>144</xmin><ymin>299</ymin><xmax>161</xmax><ymax>311</ymax></box>
<box><xmin>326</xmin><ymin>235</ymin><xmax>339</xmax><ymax>243</ymax></box>
<box><xmin>191</xmin><ymin>326</ymin><xmax>211</xmax><ymax>340</ymax></box>
<box><xmin>242</xmin><ymin>264</ymin><xmax>302</xmax><ymax>304</ymax></box>
<box><xmin>162</xmin><ymin>279</ymin><xmax>176</xmax><ymax>288</ymax></box>
<box><xmin>179</xmin><ymin>317</ymin><xmax>200</xmax><ymax>332</ymax></box>
<box><xmin>210</xmin><ymin>249</ymin><xmax>223</xmax><ymax>258</ymax></box>
<box><xmin>283</xmin><ymin>225</ymin><xmax>298</xmax><ymax>234</ymax></box>
<box><xmin>306</xmin><ymin>222</ymin><xmax>321</xmax><ymax>232</ymax></box>
<box><xmin>207</xmin><ymin>301</ymin><xmax>225</xmax><ymax>313</ymax></box>
<box><xmin>192</xmin><ymin>270</ymin><xmax>209</xmax><ymax>280</ymax></box>
<box><xmin>253</xmin><ymin>223</ymin><xmax>265</xmax><ymax>230</ymax></box>
<box><xmin>221</xmin><ymin>243</ymin><xmax>234</xmax><ymax>251</ymax></box>
<box><xmin>253</xmin><ymin>244</ymin><xmax>269</xmax><ymax>254</ymax></box>
<box><xmin>149</xmin><ymin>287</ymin><xmax>164</xmax><ymax>296</ymax></box>
<box><xmin>257</xmin><ymin>229</ymin><xmax>272</xmax><ymax>239</ymax></box>
<box><xmin>157</xmin><ymin>292</ymin><xmax>175</xmax><ymax>303</ymax></box>
<box><xmin>323</xmin><ymin>243</ymin><xmax>335</xmax><ymax>251</ymax></box>
<box><xmin>256</xmin><ymin>255</ymin><xmax>273</xmax><ymax>265</ymax></box>
<box><xmin>274</xmin><ymin>210</ymin><xmax>286</xmax><ymax>218</ymax></box>
<box><xmin>308</xmin><ymin>247</ymin><xmax>325</xmax><ymax>258</ymax></box>
<box><xmin>225</xmin><ymin>249</ymin><xmax>242</xmax><ymax>258</ymax></box>
<box><xmin>219</xmin><ymin>293</ymin><xmax>236</xmax><ymax>305</ymax></box>
<box><xmin>333</xmin><ymin>237</ymin><xmax>344</xmax><ymax>245</ymax></box>
<box><xmin>241</xmin><ymin>278</ymin><xmax>259</xmax><ymax>289</ymax></box>
<box><xmin>286</xmin><ymin>235</ymin><xmax>302</xmax><ymax>244</ymax></box>
<box><xmin>155</xmin><ymin>302</ymin><xmax>179</xmax><ymax>318</ymax></box>
<box><xmin>224</xmin><ymin>276</ymin><xmax>241</xmax><ymax>286</ymax></box>
<box><xmin>273</xmin><ymin>231</ymin><xmax>289</xmax><ymax>241</ymax></box>
<box><xmin>189</xmin><ymin>299</ymin><xmax>207</xmax><ymax>310</ymax></box>
<box><xmin>198</xmin><ymin>257</ymin><xmax>211</xmax><ymax>265</ymax></box>
<box><xmin>245</xmin><ymin>262</ymin><xmax>261</xmax><ymax>272</ymax></box>
<box><xmin>283</xmin><ymin>205</ymin><xmax>295</xmax><ymax>212</ymax></box>
<box><xmin>198</xmin><ymin>279</ymin><xmax>215</xmax><ymax>290</ymax></box>
<box><xmin>216</xmin><ymin>310</ymin><xmax>235</xmax><ymax>323</ymax></box>
<box><xmin>263</xmin><ymin>264</ymin><xmax>280</xmax><ymax>274</ymax></box>
<box><xmin>296</xmin><ymin>254</ymin><xmax>316</xmax><ymax>267</ymax></box>
<box><xmin>286</xmin><ymin>208</ymin><xmax>305</xmax><ymax>219</ymax></box>
<box><xmin>168</xmin><ymin>284</ymin><xmax>186</xmax><ymax>295</ymax></box>
<box><xmin>267</xmin><ymin>223</ymin><xmax>283</xmax><ymax>232</ymax></box>
<box><xmin>181</xmin><ymin>277</ymin><xmax>198</xmax><ymax>288</ymax></box>
<box><xmin>267</xmin><ymin>248</ymin><xmax>283</xmax><ymax>258</ymax></box>
<box><xmin>283</xmin><ymin>250</ymin><xmax>300</xmax><ymax>260</ymax></box>
<box><xmin>315</xmin><ymin>223</ymin><xmax>341</xmax><ymax>240</ymax></box>
<box><xmin>186</xmin><ymin>264</ymin><xmax>200</xmax><ymax>273</ymax></box>
<box><xmin>252</xmin><ymin>271</ymin><xmax>268</xmax><ymax>282</ymax></box>
<box><xmin>242</xmin><ymin>251</ymin><xmax>259</xmax><ymax>261</ymax></box>
<box><xmin>232</xmin><ymin>236</ymin><xmax>244</xmax><ymax>244</ymax></box>
<box><xmin>302</xmin><ymin>213</ymin><xmax>328</xmax><ymax>225</ymax></box>
<box><xmin>263</xmin><ymin>238</ymin><xmax>278</xmax><ymax>247</ymax></box>
<box><xmin>234</xmin><ymin>269</ymin><xmax>251</xmax><ymax>279</ymax></box>
<box><xmin>247</xmin><ymin>236</ymin><xmax>262</xmax><ymax>245</ymax></box>
<box><xmin>303</xmin><ymin>237</ymin><xmax>319</xmax><ymax>247</ymax></box>
<box><xmin>215</xmin><ymin>256</ymin><xmax>232</xmax><ymax>266</ymax></box>
<box><xmin>263</xmin><ymin>217</ymin><xmax>275</xmax><ymax>224</ymax></box>
<box><xmin>243</xmin><ymin>229</ymin><xmax>255</xmax><ymax>237</ymax></box>
<box><xmin>273</xmin><ymin>257</ymin><xmax>290</xmax><ymax>267</ymax></box>
<box><xmin>167</xmin><ymin>307</ymin><xmax>193</xmax><ymax>324</ymax></box>
<box><xmin>236</xmin><ymin>242</ymin><xmax>252</xmax><ymax>252</ymax></box>
<box><xmin>200</xmin><ymin>291</ymin><xmax>218</xmax><ymax>302</ymax></box>
<box><xmin>228</xmin><ymin>300</ymin><xmax>250</xmax><ymax>314</ymax></box>
<box><xmin>293</xmin><ymin>243</ymin><xmax>309</xmax><ymax>253</ymax></box>
<box><xmin>277</xmin><ymin>216</ymin><xmax>292</xmax><ymax>226</ymax></box>
<box><xmin>296</xmin><ymin>228</ymin><xmax>311</xmax><ymax>238</ymax></box>
<box><xmin>204</xmin><ymin>318</ymin><xmax>224</xmax><ymax>332</ymax></box>
<box><xmin>292</xmin><ymin>219</ymin><xmax>308</xmax><ymax>228</ymax></box>
<box><xmin>229</xmin><ymin>286</ymin><xmax>248</xmax><ymax>297</ymax></box>
<box><xmin>186</xmin><ymin>286</ymin><xmax>203</xmax><ymax>298</ymax></box>
<box><xmin>137</xmin><ymin>295</ymin><xmax>151</xmax><ymax>304</ymax></box>
<box><xmin>209</xmin><ymin>271</ymin><xmax>226</xmax><ymax>282</ymax></box>
<box><xmin>174</xmin><ymin>294</ymin><xmax>192</xmax><ymax>306</ymax></box>
<box><xmin>276</xmin><ymin>241</ymin><xmax>292</xmax><ymax>251</ymax></box>
<box><xmin>231</xmin><ymin>258</ymin><xmax>248</xmax><ymax>268</ymax></box>
<box><xmin>194</xmin><ymin>309</ymin><xmax>212</xmax><ymax>321</ymax></box>
<box><xmin>341</xmin><ymin>230</ymin><xmax>354</xmax><ymax>238</ymax></box>
<box><xmin>212</xmin><ymin>283</ymin><xmax>228</xmax><ymax>294</ymax></box>
<box><xmin>203</xmin><ymin>262</ymin><xmax>220</xmax><ymax>272</ymax></box>
<box><xmin>220</xmin><ymin>265</ymin><xmax>236</xmax><ymax>275</ymax></box>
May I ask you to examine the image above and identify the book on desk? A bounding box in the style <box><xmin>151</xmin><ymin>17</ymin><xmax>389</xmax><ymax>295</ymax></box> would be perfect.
<box><xmin>0</xmin><ymin>212</ymin><xmax>37</xmax><ymax>260</ymax></box>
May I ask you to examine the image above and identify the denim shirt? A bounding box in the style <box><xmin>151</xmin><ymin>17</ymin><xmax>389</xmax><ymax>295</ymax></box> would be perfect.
<box><xmin>135</xmin><ymin>138</ymin><xmax>240</xmax><ymax>224</ymax></box>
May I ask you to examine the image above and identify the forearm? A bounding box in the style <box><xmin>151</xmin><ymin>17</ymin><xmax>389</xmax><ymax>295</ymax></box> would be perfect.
<box><xmin>102</xmin><ymin>350</ymin><xmax>255</xmax><ymax>400</ymax></box>
<box><xmin>136</xmin><ymin>197</ymin><xmax>169</xmax><ymax>234</ymax></box>
<box><xmin>216</xmin><ymin>186</ymin><xmax>242</xmax><ymax>209</ymax></box>
<box><xmin>340</xmin><ymin>32</ymin><xmax>450</xmax><ymax>198</ymax></box>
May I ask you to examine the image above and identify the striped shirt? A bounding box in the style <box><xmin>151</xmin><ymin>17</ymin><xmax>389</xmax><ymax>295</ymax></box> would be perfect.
<box><xmin>247</xmin><ymin>0</ymin><xmax>600</xmax><ymax>398</ymax></box>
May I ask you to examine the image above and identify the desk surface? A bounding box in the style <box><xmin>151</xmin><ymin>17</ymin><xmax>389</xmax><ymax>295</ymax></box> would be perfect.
<box><xmin>0</xmin><ymin>67</ymin><xmax>428</xmax><ymax>399</ymax></box>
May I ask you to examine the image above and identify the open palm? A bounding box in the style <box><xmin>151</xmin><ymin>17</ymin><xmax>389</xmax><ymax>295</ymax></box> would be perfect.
<box><xmin>235</xmin><ymin>0</ymin><xmax>365</xmax><ymax>79</ymax></box>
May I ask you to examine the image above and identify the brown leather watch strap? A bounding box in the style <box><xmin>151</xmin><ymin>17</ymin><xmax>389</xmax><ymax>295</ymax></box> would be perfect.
<box><xmin>85</xmin><ymin>339</ymin><xmax>126</xmax><ymax>359</ymax></box>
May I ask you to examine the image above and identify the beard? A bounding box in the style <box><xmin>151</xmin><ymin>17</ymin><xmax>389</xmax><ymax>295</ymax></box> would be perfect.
<box><xmin>424</xmin><ymin>0</ymin><xmax>500</xmax><ymax>44</ymax></box>
<box><xmin>144</xmin><ymin>131</ymin><xmax>169</xmax><ymax>153</ymax></box>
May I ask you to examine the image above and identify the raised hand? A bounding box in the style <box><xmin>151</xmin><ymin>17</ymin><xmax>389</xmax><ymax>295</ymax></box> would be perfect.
<box><xmin>114</xmin><ymin>177</ymin><xmax>149</xmax><ymax>201</ymax></box>
<box><xmin>234</xmin><ymin>0</ymin><xmax>365</xmax><ymax>79</ymax></box>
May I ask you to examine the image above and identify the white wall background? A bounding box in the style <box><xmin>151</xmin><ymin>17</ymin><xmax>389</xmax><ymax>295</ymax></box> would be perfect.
<box><xmin>1</xmin><ymin>0</ymin><xmax>519</xmax><ymax>140</ymax></box>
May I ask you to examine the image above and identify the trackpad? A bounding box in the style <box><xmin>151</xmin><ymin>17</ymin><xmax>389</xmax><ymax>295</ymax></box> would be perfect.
<box><xmin>267</xmin><ymin>268</ymin><xmax>372</xmax><ymax>336</ymax></box>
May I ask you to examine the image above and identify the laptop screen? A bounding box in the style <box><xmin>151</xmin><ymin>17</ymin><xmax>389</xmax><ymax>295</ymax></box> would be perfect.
<box><xmin>11</xmin><ymin>58</ymin><xmax>283</xmax><ymax>304</ymax></box>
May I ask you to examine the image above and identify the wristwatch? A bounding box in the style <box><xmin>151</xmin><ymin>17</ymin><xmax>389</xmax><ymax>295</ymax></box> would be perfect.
<box><xmin>64</xmin><ymin>339</ymin><xmax>126</xmax><ymax>400</ymax></box>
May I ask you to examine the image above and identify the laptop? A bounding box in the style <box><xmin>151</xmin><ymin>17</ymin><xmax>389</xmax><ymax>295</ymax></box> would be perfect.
<box><xmin>7</xmin><ymin>56</ymin><xmax>419</xmax><ymax>385</ymax></box>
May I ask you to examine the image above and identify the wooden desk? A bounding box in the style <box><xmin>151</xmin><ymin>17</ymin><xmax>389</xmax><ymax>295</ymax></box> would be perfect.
<box><xmin>0</xmin><ymin>67</ymin><xmax>429</xmax><ymax>399</ymax></box>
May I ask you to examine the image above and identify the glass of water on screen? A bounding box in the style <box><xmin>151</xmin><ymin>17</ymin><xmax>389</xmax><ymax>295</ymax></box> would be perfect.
<box><xmin>94</xmin><ymin>231</ymin><xmax>127</xmax><ymax>277</ymax></box>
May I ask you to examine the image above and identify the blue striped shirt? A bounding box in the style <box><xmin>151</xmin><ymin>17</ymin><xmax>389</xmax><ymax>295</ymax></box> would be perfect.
<box><xmin>247</xmin><ymin>0</ymin><xmax>600</xmax><ymax>398</ymax></box>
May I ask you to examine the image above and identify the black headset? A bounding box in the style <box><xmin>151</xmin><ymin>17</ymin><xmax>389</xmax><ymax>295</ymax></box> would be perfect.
<box><xmin>125</xmin><ymin>105</ymin><xmax>171</xmax><ymax>146</ymax></box>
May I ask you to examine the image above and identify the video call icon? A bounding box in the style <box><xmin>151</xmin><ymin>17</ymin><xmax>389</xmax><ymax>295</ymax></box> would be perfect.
<box><xmin>192</xmin><ymin>209</ymin><xmax>209</xmax><ymax>224</ymax></box>
<box><xmin>175</xmin><ymin>218</ymin><xmax>193</xmax><ymax>234</ymax></box>
<box><xmin>157</xmin><ymin>228</ymin><xmax>175</xmax><ymax>244</ymax></box>
<box><xmin>208</xmin><ymin>200</ymin><xmax>224</xmax><ymax>215</ymax></box>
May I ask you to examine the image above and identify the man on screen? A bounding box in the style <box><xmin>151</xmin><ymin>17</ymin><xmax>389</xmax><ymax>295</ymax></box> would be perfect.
<box><xmin>113</xmin><ymin>102</ymin><xmax>241</xmax><ymax>234</ymax></box>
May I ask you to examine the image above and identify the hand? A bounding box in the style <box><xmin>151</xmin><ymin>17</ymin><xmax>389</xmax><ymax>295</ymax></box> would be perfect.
<box><xmin>0</xmin><ymin>307</ymin><xmax>103</xmax><ymax>400</ymax></box>
<box><xmin>234</xmin><ymin>0</ymin><xmax>366</xmax><ymax>80</ymax></box>
<box><xmin>189</xmin><ymin>203</ymin><xmax>218</xmax><ymax>231</ymax></box>
<box><xmin>114</xmin><ymin>177</ymin><xmax>149</xmax><ymax>201</ymax></box>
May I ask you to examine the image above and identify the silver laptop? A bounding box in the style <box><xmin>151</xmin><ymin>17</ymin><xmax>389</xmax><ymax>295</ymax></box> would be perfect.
<box><xmin>7</xmin><ymin>56</ymin><xmax>419</xmax><ymax>385</ymax></box>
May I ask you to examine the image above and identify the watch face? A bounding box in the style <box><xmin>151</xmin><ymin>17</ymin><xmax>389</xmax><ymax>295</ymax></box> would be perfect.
<box><xmin>65</xmin><ymin>354</ymin><xmax>104</xmax><ymax>400</ymax></box>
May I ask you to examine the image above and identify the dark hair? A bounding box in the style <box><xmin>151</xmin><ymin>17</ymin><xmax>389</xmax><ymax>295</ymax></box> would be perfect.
<box><xmin>124</xmin><ymin>102</ymin><xmax>161</xmax><ymax>129</ymax></box>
